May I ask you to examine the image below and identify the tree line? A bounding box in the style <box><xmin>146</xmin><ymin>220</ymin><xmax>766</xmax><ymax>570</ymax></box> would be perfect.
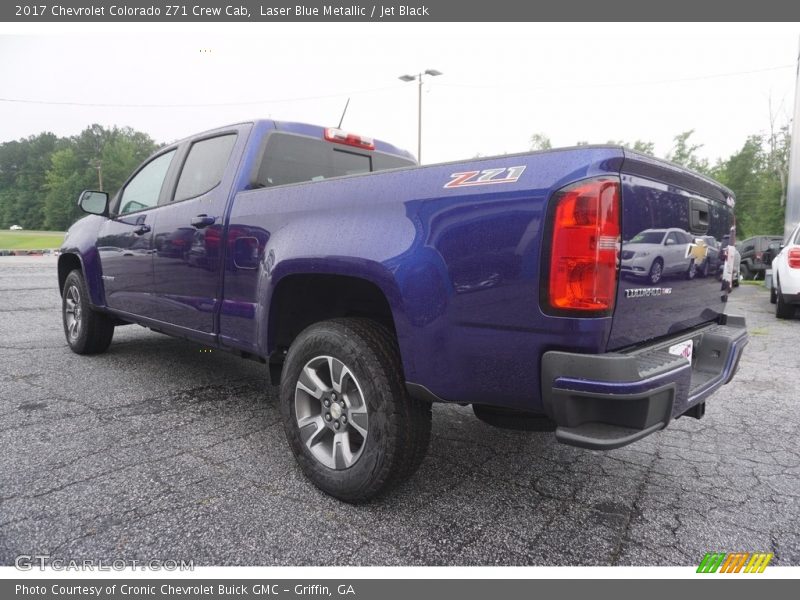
<box><xmin>0</xmin><ymin>125</ymin><xmax>159</xmax><ymax>232</ymax></box>
<box><xmin>531</xmin><ymin>127</ymin><xmax>790</xmax><ymax>239</ymax></box>
<box><xmin>0</xmin><ymin>122</ymin><xmax>790</xmax><ymax>239</ymax></box>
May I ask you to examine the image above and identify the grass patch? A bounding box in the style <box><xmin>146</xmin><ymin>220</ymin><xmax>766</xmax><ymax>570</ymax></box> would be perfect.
<box><xmin>740</xmin><ymin>279</ymin><xmax>767</xmax><ymax>287</ymax></box>
<box><xmin>0</xmin><ymin>230</ymin><xmax>65</xmax><ymax>250</ymax></box>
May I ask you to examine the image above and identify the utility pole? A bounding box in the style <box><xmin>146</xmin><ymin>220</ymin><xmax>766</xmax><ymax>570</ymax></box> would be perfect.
<box><xmin>91</xmin><ymin>159</ymin><xmax>103</xmax><ymax>191</ymax></box>
<box><xmin>784</xmin><ymin>36</ymin><xmax>800</xmax><ymax>237</ymax></box>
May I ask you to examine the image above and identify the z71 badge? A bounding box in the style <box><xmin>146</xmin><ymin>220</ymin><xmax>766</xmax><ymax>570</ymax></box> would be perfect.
<box><xmin>444</xmin><ymin>166</ymin><xmax>526</xmax><ymax>189</ymax></box>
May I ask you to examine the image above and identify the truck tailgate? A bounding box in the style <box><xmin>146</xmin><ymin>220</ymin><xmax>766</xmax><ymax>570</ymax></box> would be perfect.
<box><xmin>609</xmin><ymin>151</ymin><xmax>735</xmax><ymax>350</ymax></box>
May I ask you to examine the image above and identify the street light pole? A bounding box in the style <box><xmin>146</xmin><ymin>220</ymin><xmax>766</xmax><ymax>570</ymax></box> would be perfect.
<box><xmin>399</xmin><ymin>69</ymin><xmax>442</xmax><ymax>164</ymax></box>
<box><xmin>417</xmin><ymin>74</ymin><xmax>422</xmax><ymax>163</ymax></box>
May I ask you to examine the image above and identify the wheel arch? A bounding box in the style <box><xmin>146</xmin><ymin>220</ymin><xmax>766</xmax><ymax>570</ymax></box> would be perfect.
<box><xmin>264</xmin><ymin>267</ymin><xmax>405</xmax><ymax>385</ymax></box>
<box><xmin>57</xmin><ymin>253</ymin><xmax>84</xmax><ymax>296</ymax></box>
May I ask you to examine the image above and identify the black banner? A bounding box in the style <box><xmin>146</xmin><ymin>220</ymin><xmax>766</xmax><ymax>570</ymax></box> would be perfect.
<box><xmin>4</xmin><ymin>579</ymin><xmax>799</xmax><ymax>600</ymax></box>
<box><xmin>3</xmin><ymin>0</ymin><xmax>800</xmax><ymax>22</ymax></box>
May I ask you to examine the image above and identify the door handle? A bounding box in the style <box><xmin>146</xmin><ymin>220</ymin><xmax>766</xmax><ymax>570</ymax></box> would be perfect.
<box><xmin>133</xmin><ymin>224</ymin><xmax>151</xmax><ymax>235</ymax></box>
<box><xmin>191</xmin><ymin>214</ymin><xmax>216</xmax><ymax>229</ymax></box>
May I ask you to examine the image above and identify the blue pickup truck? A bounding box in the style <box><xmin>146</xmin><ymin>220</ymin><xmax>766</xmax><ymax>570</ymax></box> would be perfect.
<box><xmin>59</xmin><ymin>120</ymin><xmax>748</xmax><ymax>502</ymax></box>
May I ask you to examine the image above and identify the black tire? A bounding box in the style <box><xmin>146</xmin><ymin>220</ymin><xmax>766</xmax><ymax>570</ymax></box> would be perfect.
<box><xmin>770</xmin><ymin>284</ymin><xmax>777</xmax><ymax>304</ymax></box>
<box><xmin>776</xmin><ymin>280</ymin><xmax>794</xmax><ymax>319</ymax></box>
<box><xmin>740</xmin><ymin>263</ymin><xmax>752</xmax><ymax>281</ymax></box>
<box><xmin>686</xmin><ymin>259</ymin><xmax>697</xmax><ymax>280</ymax></box>
<box><xmin>61</xmin><ymin>269</ymin><xmax>115</xmax><ymax>355</ymax></box>
<box><xmin>648</xmin><ymin>258</ymin><xmax>664</xmax><ymax>284</ymax></box>
<box><xmin>473</xmin><ymin>405</ymin><xmax>556</xmax><ymax>431</ymax></box>
<box><xmin>280</xmin><ymin>318</ymin><xmax>432</xmax><ymax>503</ymax></box>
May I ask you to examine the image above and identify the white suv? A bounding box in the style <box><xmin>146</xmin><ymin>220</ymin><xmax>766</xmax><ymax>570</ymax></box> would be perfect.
<box><xmin>770</xmin><ymin>223</ymin><xmax>800</xmax><ymax>319</ymax></box>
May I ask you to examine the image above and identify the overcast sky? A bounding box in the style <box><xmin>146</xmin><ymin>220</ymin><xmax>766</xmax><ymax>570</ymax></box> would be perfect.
<box><xmin>0</xmin><ymin>23</ymin><xmax>798</xmax><ymax>165</ymax></box>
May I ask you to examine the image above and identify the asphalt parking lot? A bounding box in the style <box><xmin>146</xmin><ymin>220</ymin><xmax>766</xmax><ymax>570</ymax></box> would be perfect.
<box><xmin>1</xmin><ymin>256</ymin><xmax>798</xmax><ymax>566</ymax></box>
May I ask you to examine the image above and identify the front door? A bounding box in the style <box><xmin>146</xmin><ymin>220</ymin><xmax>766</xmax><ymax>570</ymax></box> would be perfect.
<box><xmin>98</xmin><ymin>149</ymin><xmax>177</xmax><ymax>316</ymax></box>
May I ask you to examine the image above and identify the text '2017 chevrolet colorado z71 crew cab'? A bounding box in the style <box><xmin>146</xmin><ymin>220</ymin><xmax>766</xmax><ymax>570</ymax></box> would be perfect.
<box><xmin>59</xmin><ymin>120</ymin><xmax>748</xmax><ymax>502</ymax></box>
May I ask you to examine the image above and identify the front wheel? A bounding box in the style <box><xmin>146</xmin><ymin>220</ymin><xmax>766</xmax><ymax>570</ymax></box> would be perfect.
<box><xmin>648</xmin><ymin>258</ymin><xmax>663</xmax><ymax>284</ymax></box>
<box><xmin>62</xmin><ymin>270</ymin><xmax>115</xmax><ymax>354</ymax></box>
<box><xmin>686</xmin><ymin>260</ymin><xmax>697</xmax><ymax>280</ymax></box>
<box><xmin>280</xmin><ymin>318</ymin><xmax>432</xmax><ymax>503</ymax></box>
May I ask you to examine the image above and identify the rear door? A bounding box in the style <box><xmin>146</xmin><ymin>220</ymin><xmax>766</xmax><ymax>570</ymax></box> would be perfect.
<box><xmin>150</xmin><ymin>128</ymin><xmax>245</xmax><ymax>336</ymax></box>
<box><xmin>609</xmin><ymin>151</ymin><xmax>735</xmax><ymax>350</ymax></box>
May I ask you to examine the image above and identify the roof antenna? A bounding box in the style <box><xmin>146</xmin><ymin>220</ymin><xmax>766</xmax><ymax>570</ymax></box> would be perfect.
<box><xmin>337</xmin><ymin>98</ymin><xmax>350</xmax><ymax>129</ymax></box>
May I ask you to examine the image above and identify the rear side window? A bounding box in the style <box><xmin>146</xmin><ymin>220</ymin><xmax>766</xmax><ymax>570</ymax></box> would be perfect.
<box><xmin>119</xmin><ymin>150</ymin><xmax>176</xmax><ymax>215</ymax></box>
<box><xmin>174</xmin><ymin>134</ymin><xmax>237</xmax><ymax>202</ymax></box>
<box><xmin>254</xmin><ymin>133</ymin><xmax>370</xmax><ymax>188</ymax></box>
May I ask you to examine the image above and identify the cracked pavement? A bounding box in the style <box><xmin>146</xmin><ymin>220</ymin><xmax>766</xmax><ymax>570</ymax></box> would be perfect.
<box><xmin>0</xmin><ymin>256</ymin><xmax>798</xmax><ymax>566</ymax></box>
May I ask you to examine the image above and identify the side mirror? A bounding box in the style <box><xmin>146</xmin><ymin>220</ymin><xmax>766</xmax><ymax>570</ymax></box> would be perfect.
<box><xmin>665</xmin><ymin>238</ymin><xmax>674</xmax><ymax>246</ymax></box>
<box><xmin>78</xmin><ymin>190</ymin><xmax>109</xmax><ymax>216</ymax></box>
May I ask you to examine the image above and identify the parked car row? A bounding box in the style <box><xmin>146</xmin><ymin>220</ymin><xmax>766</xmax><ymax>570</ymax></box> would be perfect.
<box><xmin>620</xmin><ymin>227</ymin><xmax>738</xmax><ymax>289</ymax></box>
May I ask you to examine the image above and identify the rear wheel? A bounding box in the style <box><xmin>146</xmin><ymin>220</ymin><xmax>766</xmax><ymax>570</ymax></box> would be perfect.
<box><xmin>740</xmin><ymin>263</ymin><xmax>752</xmax><ymax>281</ymax></box>
<box><xmin>770</xmin><ymin>284</ymin><xmax>777</xmax><ymax>304</ymax></box>
<box><xmin>280</xmin><ymin>318</ymin><xmax>432</xmax><ymax>503</ymax></box>
<box><xmin>62</xmin><ymin>270</ymin><xmax>115</xmax><ymax>354</ymax></box>
<box><xmin>776</xmin><ymin>280</ymin><xmax>794</xmax><ymax>319</ymax></box>
<box><xmin>648</xmin><ymin>258</ymin><xmax>663</xmax><ymax>284</ymax></box>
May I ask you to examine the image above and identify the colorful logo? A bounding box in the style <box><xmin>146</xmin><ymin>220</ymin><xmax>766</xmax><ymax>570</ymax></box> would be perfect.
<box><xmin>697</xmin><ymin>552</ymin><xmax>773</xmax><ymax>573</ymax></box>
<box><xmin>443</xmin><ymin>166</ymin><xmax>526</xmax><ymax>189</ymax></box>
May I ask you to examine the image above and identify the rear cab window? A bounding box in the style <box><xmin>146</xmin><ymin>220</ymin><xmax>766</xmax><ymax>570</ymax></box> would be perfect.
<box><xmin>252</xmin><ymin>132</ymin><xmax>415</xmax><ymax>188</ymax></box>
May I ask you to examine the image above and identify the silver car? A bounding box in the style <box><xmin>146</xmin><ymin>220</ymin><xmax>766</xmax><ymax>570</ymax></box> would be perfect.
<box><xmin>620</xmin><ymin>228</ymin><xmax>696</xmax><ymax>284</ymax></box>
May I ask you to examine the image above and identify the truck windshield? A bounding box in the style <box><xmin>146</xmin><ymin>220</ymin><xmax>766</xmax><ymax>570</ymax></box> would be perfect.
<box><xmin>253</xmin><ymin>132</ymin><xmax>413</xmax><ymax>188</ymax></box>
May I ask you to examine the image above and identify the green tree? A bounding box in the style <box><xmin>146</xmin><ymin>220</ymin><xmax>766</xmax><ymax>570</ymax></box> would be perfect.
<box><xmin>667</xmin><ymin>130</ymin><xmax>709</xmax><ymax>174</ymax></box>
<box><xmin>529</xmin><ymin>133</ymin><xmax>552</xmax><ymax>151</ymax></box>
<box><xmin>100</xmin><ymin>128</ymin><xmax>158</xmax><ymax>196</ymax></box>
<box><xmin>0</xmin><ymin>124</ymin><xmax>159</xmax><ymax>231</ymax></box>
<box><xmin>43</xmin><ymin>147</ymin><xmax>91</xmax><ymax>231</ymax></box>
<box><xmin>713</xmin><ymin>134</ymin><xmax>786</xmax><ymax>238</ymax></box>
<box><xmin>605</xmin><ymin>139</ymin><xmax>655</xmax><ymax>155</ymax></box>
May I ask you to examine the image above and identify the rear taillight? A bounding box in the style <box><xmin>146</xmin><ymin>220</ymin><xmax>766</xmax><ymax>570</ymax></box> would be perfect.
<box><xmin>789</xmin><ymin>248</ymin><xmax>800</xmax><ymax>269</ymax></box>
<box><xmin>323</xmin><ymin>127</ymin><xmax>375</xmax><ymax>150</ymax></box>
<box><xmin>546</xmin><ymin>177</ymin><xmax>621</xmax><ymax>314</ymax></box>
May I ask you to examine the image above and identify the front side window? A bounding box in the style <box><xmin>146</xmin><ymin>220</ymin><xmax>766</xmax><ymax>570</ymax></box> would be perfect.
<box><xmin>119</xmin><ymin>150</ymin><xmax>176</xmax><ymax>215</ymax></box>
<box><xmin>174</xmin><ymin>134</ymin><xmax>237</xmax><ymax>202</ymax></box>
